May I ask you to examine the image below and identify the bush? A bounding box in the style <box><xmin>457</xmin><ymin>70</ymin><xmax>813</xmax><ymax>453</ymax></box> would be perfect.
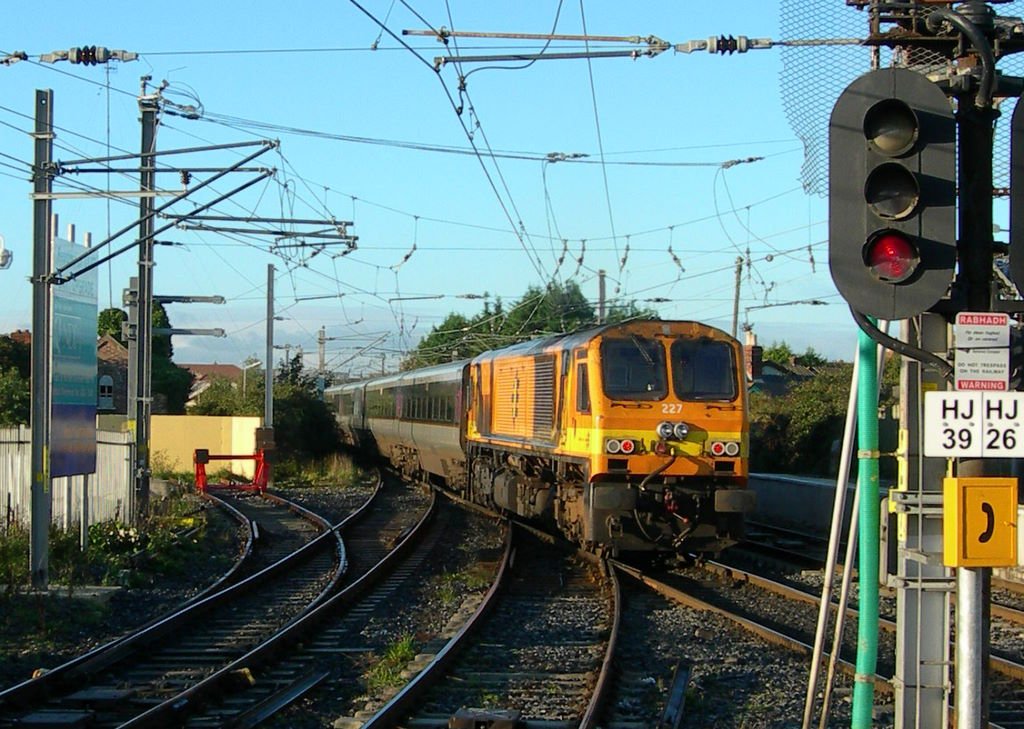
<box><xmin>0</xmin><ymin>488</ymin><xmax>220</xmax><ymax>593</ymax></box>
<box><xmin>0</xmin><ymin>523</ymin><xmax>29</xmax><ymax>595</ymax></box>
<box><xmin>750</xmin><ymin>364</ymin><xmax>853</xmax><ymax>476</ymax></box>
<box><xmin>49</xmin><ymin>526</ymin><xmax>90</xmax><ymax>595</ymax></box>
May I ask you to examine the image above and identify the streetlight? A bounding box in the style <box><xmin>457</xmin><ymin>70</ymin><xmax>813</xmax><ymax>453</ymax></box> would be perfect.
<box><xmin>241</xmin><ymin>360</ymin><xmax>261</xmax><ymax>396</ymax></box>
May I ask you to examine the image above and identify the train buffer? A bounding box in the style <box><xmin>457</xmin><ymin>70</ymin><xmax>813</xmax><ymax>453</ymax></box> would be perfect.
<box><xmin>193</xmin><ymin>448</ymin><xmax>269</xmax><ymax>493</ymax></box>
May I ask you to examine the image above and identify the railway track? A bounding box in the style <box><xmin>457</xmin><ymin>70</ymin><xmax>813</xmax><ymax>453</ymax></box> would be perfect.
<box><xmin>169</xmin><ymin>477</ymin><xmax>437</xmax><ymax>727</ymax></box>
<box><xmin>0</xmin><ymin>485</ymin><xmax>367</xmax><ymax>727</ymax></box>
<box><xmin>360</xmin><ymin>525</ymin><xmax>615</xmax><ymax>728</ymax></box>
<box><xmin>646</xmin><ymin>556</ymin><xmax>1024</xmax><ymax>727</ymax></box>
<box><xmin>742</xmin><ymin>519</ymin><xmax>1024</xmax><ymax>627</ymax></box>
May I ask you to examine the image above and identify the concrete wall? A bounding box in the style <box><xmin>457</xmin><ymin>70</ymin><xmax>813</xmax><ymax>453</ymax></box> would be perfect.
<box><xmin>151</xmin><ymin>415</ymin><xmax>261</xmax><ymax>478</ymax></box>
<box><xmin>749</xmin><ymin>473</ymin><xmax>858</xmax><ymax>536</ymax></box>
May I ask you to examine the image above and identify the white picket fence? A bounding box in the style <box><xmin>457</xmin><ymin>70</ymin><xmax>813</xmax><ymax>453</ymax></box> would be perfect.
<box><xmin>0</xmin><ymin>426</ymin><xmax>135</xmax><ymax>530</ymax></box>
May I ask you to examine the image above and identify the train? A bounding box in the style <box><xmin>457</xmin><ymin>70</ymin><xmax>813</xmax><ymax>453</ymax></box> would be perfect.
<box><xmin>325</xmin><ymin>319</ymin><xmax>753</xmax><ymax>557</ymax></box>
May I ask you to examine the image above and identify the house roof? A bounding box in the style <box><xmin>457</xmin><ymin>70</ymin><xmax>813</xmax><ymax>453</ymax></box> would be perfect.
<box><xmin>181</xmin><ymin>363</ymin><xmax>244</xmax><ymax>382</ymax></box>
<box><xmin>97</xmin><ymin>334</ymin><xmax>129</xmax><ymax>364</ymax></box>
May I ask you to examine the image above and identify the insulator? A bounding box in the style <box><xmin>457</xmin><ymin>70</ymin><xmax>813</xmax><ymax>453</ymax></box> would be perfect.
<box><xmin>716</xmin><ymin>35</ymin><xmax>739</xmax><ymax>54</ymax></box>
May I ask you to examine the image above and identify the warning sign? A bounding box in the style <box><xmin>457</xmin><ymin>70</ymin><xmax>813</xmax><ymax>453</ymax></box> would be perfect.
<box><xmin>954</xmin><ymin>311</ymin><xmax>1011</xmax><ymax>391</ymax></box>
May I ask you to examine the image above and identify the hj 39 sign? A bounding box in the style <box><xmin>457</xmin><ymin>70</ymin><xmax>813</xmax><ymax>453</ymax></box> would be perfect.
<box><xmin>924</xmin><ymin>392</ymin><xmax>1024</xmax><ymax>458</ymax></box>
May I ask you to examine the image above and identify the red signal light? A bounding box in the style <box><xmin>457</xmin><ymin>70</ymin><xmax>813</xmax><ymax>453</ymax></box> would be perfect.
<box><xmin>864</xmin><ymin>230</ymin><xmax>919</xmax><ymax>283</ymax></box>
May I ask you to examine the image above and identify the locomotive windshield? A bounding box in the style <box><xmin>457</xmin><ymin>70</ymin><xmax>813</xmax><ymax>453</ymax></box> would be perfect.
<box><xmin>600</xmin><ymin>335</ymin><xmax>668</xmax><ymax>400</ymax></box>
<box><xmin>671</xmin><ymin>338</ymin><xmax>737</xmax><ymax>401</ymax></box>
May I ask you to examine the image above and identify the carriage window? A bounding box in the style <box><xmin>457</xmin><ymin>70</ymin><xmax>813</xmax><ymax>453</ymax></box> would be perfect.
<box><xmin>600</xmin><ymin>336</ymin><xmax>667</xmax><ymax>400</ymax></box>
<box><xmin>576</xmin><ymin>363</ymin><xmax>590</xmax><ymax>413</ymax></box>
<box><xmin>671</xmin><ymin>338</ymin><xmax>737</xmax><ymax>401</ymax></box>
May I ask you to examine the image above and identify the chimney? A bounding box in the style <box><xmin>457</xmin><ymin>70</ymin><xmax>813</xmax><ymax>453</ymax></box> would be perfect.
<box><xmin>743</xmin><ymin>329</ymin><xmax>762</xmax><ymax>380</ymax></box>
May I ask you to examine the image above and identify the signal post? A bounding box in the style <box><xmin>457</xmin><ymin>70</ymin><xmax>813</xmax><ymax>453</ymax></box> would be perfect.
<box><xmin>828</xmin><ymin>6</ymin><xmax>1024</xmax><ymax>725</ymax></box>
<box><xmin>830</xmin><ymin>64</ymin><xmax>959</xmax><ymax>728</ymax></box>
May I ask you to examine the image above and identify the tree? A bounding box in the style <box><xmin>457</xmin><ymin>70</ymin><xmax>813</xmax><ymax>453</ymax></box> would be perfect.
<box><xmin>97</xmin><ymin>308</ymin><xmax>126</xmax><ymax>343</ymax></box>
<box><xmin>190</xmin><ymin>376</ymin><xmax>263</xmax><ymax>417</ymax></box>
<box><xmin>501</xmin><ymin>281</ymin><xmax>594</xmax><ymax>337</ymax></box>
<box><xmin>762</xmin><ymin>341</ymin><xmax>794</xmax><ymax>366</ymax></box>
<box><xmin>404</xmin><ymin>280</ymin><xmax>659</xmax><ymax>368</ymax></box>
<box><xmin>148</xmin><ymin>302</ymin><xmax>190</xmax><ymax>414</ymax></box>
<box><xmin>793</xmin><ymin>346</ymin><xmax>827</xmax><ymax>368</ymax></box>
<box><xmin>152</xmin><ymin>356</ymin><xmax>191</xmax><ymax>414</ymax></box>
<box><xmin>0</xmin><ymin>335</ymin><xmax>30</xmax><ymax>379</ymax></box>
<box><xmin>190</xmin><ymin>355</ymin><xmax>339</xmax><ymax>464</ymax></box>
<box><xmin>0</xmin><ymin>368</ymin><xmax>29</xmax><ymax>426</ymax></box>
<box><xmin>762</xmin><ymin>341</ymin><xmax>827</xmax><ymax>369</ymax></box>
<box><xmin>402</xmin><ymin>313</ymin><xmax>480</xmax><ymax>370</ymax></box>
<box><xmin>270</xmin><ymin>354</ymin><xmax>339</xmax><ymax>461</ymax></box>
<box><xmin>151</xmin><ymin>301</ymin><xmax>174</xmax><ymax>360</ymax></box>
<box><xmin>0</xmin><ymin>335</ymin><xmax>31</xmax><ymax>426</ymax></box>
<box><xmin>97</xmin><ymin>304</ymin><xmax>191</xmax><ymax>412</ymax></box>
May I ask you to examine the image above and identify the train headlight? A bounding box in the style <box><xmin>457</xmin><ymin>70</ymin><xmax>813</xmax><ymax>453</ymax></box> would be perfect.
<box><xmin>710</xmin><ymin>441</ymin><xmax>726</xmax><ymax>457</ymax></box>
<box><xmin>619</xmin><ymin>439</ymin><xmax>636</xmax><ymax>454</ymax></box>
<box><xmin>673</xmin><ymin>422</ymin><xmax>690</xmax><ymax>440</ymax></box>
<box><xmin>724</xmin><ymin>441</ymin><xmax>740</xmax><ymax>457</ymax></box>
<box><xmin>657</xmin><ymin>421</ymin><xmax>675</xmax><ymax>440</ymax></box>
<box><xmin>606</xmin><ymin>439</ymin><xmax>622</xmax><ymax>454</ymax></box>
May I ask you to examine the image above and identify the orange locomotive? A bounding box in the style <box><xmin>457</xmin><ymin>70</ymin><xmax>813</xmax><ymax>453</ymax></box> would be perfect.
<box><xmin>327</xmin><ymin>319</ymin><xmax>753</xmax><ymax>557</ymax></box>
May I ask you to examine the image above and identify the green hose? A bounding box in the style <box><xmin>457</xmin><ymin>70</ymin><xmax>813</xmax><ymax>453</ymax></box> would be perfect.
<box><xmin>851</xmin><ymin>322</ymin><xmax>880</xmax><ymax>727</ymax></box>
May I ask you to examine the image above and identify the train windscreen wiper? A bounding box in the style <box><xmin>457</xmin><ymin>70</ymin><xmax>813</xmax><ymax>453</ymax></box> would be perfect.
<box><xmin>630</xmin><ymin>334</ymin><xmax>655</xmax><ymax>365</ymax></box>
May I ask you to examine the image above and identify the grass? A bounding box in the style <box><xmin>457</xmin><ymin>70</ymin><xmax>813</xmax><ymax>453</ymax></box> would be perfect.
<box><xmin>150</xmin><ymin>449</ymin><xmax>196</xmax><ymax>485</ymax></box>
<box><xmin>273</xmin><ymin>452</ymin><xmax>362</xmax><ymax>488</ymax></box>
<box><xmin>430</xmin><ymin>563</ymin><xmax>495</xmax><ymax>608</ymax></box>
<box><xmin>364</xmin><ymin>634</ymin><xmax>416</xmax><ymax>692</ymax></box>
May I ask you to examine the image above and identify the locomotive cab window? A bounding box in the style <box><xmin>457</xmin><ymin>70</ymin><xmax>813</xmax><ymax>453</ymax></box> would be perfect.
<box><xmin>600</xmin><ymin>336</ymin><xmax>667</xmax><ymax>400</ymax></box>
<box><xmin>671</xmin><ymin>338</ymin><xmax>737</xmax><ymax>401</ymax></box>
<box><xmin>576</xmin><ymin>363</ymin><xmax>590</xmax><ymax>413</ymax></box>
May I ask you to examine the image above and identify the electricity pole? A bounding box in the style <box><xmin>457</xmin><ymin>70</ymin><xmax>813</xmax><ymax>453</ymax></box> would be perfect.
<box><xmin>731</xmin><ymin>256</ymin><xmax>743</xmax><ymax>338</ymax></box>
<box><xmin>131</xmin><ymin>76</ymin><xmax>159</xmax><ymax>521</ymax></box>
<box><xmin>259</xmin><ymin>264</ymin><xmax>276</xmax><ymax>488</ymax></box>
<box><xmin>29</xmin><ymin>89</ymin><xmax>54</xmax><ymax>589</ymax></box>
<box><xmin>264</xmin><ymin>264</ymin><xmax>276</xmax><ymax>430</ymax></box>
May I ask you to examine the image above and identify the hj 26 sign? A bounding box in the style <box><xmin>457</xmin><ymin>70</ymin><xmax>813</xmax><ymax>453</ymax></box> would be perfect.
<box><xmin>924</xmin><ymin>392</ymin><xmax>1024</xmax><ymax>458</ymax></box>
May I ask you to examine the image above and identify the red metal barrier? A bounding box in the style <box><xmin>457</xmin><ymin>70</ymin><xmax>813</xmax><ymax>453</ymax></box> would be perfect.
<box><xmin>194</xmin><ymin>449</ymin><xmax>269</xmax><ymax>493</ymax></box>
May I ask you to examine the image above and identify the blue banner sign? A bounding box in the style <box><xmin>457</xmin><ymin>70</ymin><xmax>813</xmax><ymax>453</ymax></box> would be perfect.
<box><xmin>51</xmin><ymin>238</ymin><xmax>98</xmax><ymax>477</ymax></box>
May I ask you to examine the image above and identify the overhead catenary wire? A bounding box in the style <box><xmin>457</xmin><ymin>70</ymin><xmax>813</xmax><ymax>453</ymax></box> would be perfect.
<box><xmin>0</xmin><ymin>21</ymin><xmax>835</xmax><ymax>360</ymax></box>
<box><xmin>580</xmin><ymin>0</ymin><xmax>620</xmax><ymax>266</ymax></box>
<box><xmin>348</xmin><ymin>0</ymin><xmax>547</xmax><ymax>282</ymax></box>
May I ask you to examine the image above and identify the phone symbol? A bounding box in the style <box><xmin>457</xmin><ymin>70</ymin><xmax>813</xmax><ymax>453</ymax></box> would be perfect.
<box><xmin>979</xmin><ymin>502</ymin><xmax>995</xmax><ymax>544</ymax></box>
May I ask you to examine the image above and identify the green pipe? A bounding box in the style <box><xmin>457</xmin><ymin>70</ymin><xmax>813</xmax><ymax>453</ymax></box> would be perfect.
<box><xmin>851</xmin><ymin>321</ymin><xmax>880</xmax><ymax>728</ymax></box>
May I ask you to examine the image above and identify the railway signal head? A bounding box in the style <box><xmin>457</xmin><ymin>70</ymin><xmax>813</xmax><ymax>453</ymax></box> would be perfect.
<box><xmin>828</xmin><ymin>67</ymin><xmax>956</xmax><ymax>320</ymax></box>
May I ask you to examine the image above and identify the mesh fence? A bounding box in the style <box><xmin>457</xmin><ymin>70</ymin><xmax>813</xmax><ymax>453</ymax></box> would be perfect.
<box><xmin>779</xmin><ymin>0</ymin><xmax>1024</xmax><ymax>196</ymax></box>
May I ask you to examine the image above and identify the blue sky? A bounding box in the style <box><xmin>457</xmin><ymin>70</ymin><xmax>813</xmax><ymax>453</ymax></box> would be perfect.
<box><xmin>0</xmin><ymin>1</ymin><xmax>988</xmax><ymax>375</ymax></box>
